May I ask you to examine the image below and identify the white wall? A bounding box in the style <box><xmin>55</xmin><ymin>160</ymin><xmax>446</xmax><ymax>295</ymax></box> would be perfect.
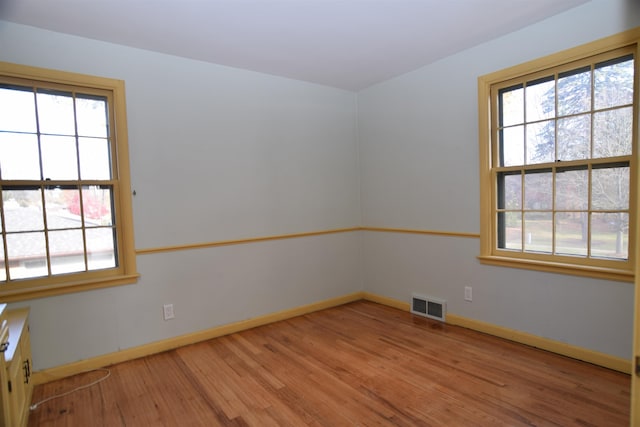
<box><xmin>358</xmin><ymin>0</ymin><xmax>640</xmax><ymax>360</ymax></box>
<box><xmin>0</xmin><ymin>21</ymin><xmax>362</xmax><ymax>370</ymax></box>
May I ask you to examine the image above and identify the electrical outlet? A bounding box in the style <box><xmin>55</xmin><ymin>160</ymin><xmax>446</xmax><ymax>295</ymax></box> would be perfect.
<box><xmin>163</xmin><ymin>304</ymin><xmax>175</xmax><ymax>320</ymax></box>
<box><xmin>464</xmin><ymin>286</ymin><xmax>472</xmax><ymax>302</ymax></box>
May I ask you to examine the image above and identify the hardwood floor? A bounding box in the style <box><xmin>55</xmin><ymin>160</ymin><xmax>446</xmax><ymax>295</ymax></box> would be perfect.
<box><xmin>28</xmin><ymin>301</ymin><xmax>630</xmax><ymax>426</ymax></box>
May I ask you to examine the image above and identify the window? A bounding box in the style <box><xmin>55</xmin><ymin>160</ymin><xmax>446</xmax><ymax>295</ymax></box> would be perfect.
<box><xmin>478</xmin><ymin>31</ymin><xmax>639</xmax><ymax>281</ymax></box>
<box><xmin>0</xmin><ymin>62</ymin><xmax>138</xmax><ymax>301</ymax></box>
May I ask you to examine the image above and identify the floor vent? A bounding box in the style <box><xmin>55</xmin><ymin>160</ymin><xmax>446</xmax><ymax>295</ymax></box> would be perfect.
<box><xmin>411</xmin><ymin>294</ymin><xmax>446</xmax><ymax>322</ymax></box>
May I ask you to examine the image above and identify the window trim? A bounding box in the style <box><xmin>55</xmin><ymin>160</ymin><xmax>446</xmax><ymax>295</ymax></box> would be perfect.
<box><xmin>478</xmin><ymin>28</ymin><xmax>640</xmax><ymax>282</ymax></box>
<box><xmin>0</xmin><ymin>62</ymin><xmax>138</xmax><ymax>301</ymax></box>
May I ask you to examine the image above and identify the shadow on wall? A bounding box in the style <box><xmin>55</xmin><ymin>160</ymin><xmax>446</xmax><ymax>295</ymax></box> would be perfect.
<box><xmin>625</xmin><ymin>0</ymin><xmax>640</xmax><ymax>29</ymax></box>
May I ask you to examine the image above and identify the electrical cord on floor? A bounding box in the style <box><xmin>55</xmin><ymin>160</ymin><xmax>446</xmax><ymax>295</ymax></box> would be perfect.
<box><xmin>29</xmin><ymin>368</ymin><xmax>111</xmax><ymax>411</ymax></box>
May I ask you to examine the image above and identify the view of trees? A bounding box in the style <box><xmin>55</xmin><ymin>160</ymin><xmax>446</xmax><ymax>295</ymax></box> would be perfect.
<box><xmin>0</xmin><ymin>86</ymin><xmax>116</xmax><ymax>281</ymax></box>
<box><xmin>497</xmin><ymin>54</ymin><xmax>634</xmax><ymax>260</ymax></box>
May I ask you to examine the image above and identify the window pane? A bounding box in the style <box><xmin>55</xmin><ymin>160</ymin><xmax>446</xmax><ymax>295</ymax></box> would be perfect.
<box><xmin>555</xmin><ymin>212</ymin><xmax>588</xmax><ymax>256</ymax></box>
<box><xmin>500</xmin><ymin>85</ymin><xmax>523</xmax><ymax>126</ymax></box>
<box><xmin>594</xmin><ymin>56</ymin><xmax>634</xmax><ymax>110</ymax></box>
<box><xmin>526</xmin><ymin>120</ymin><xmax>554</xmax><ymax>164</ymax></box>
<box><xmin>49</xmin><ymin>229</ymin><xmax>86</xmax><ymax>275</ymax></box>
<box><xmin>499</xmin><ymin>172</ymin><xmax>521</xmax><ymax>210</ymax></box>
<box><xmin>557</xmin><ymin>114</ymin><xmax>590</xmax><ymax>161</ymax></box>
<box><xmin>591</xmin><ymin>166</ymin><xmax>629</xmax><ymax>210</ymax></box>
<box><xmin>41</xmin><ymin>135</ymin><xmax>78</xmax><ymax>180</ymax></box>
<box><xmin>556</xmin><ymin>168</ymin><xmax>588</xmax><ymax>210</ymax></box>
<box><xmin>79</xmin><ymin>137</ymin><xmax>111</xmax><ymax>180</ymax></box>
<box><xmin>593</xmin><ymin>107</ymin><xmax>633</xmax><ymax>158</ymax></box>
<box><xmin>501</xmin><ymin>126</ymin><xmax>524</xmax><ymax>166</ymax></box>
<box><xmin>526</xmin><ymin>77</ymin><xmax>554</xmax><ymax>122</ymax></box>
<box><xmin>3</xmin><ymin>188</ymin><xmax>43</xmax><ymax>232</ymax></box>
<box><xmin>524</xmin><ymin>171</ymin><xmax>552</xmax><ymax>210</ymax></box>
<box><xmin>0</xmin><ymin>86</ymin><xmax>36</xmax><ymax>133</ymax></box>
<box><xmin>0</xmin><ymin>133</ymin><xmax>41</xmax><ymax>180</ymax></box>
<box><xmin>37</xmin><ymin>90</ymin><xmax>75</xmax><ymax>136</ymax></box>
<box><xmin>82</xmin><ymin>186</ymin><xmax>114</xmax><ymax>225</ymax></box>
<box><xmin>76</xmin><ymin>95</ymin><xmax>108</xmax><ymax>138</ymax></box>
<box><xmin>524</xmin><ymin>212</ymin><xmax>552</xmax><ymax>253</ymax></box>
<box><xmin>591</xmin><ymin>212</ymin><xmax>628</xmax><ymax>259</ymax></box>
<box><xmin>499</xmin><ymin>211</ymin><xmax>522</xmax><ymax>250</ymax></box>
<box><xmin>45</xmin><ymin>187</ymin><xmax>81</xmax><ymax>230</ymax></box>
<box><xmin>558</xmin><ymin>67</ymin><xmax>591</xmax><ymax>116</ymax></box>
<box><xmin>7</xmin><ymin>231</ymin><xmax>47</xmax><ymax>280</ymax></box>
<box><xmin>86</xmin><ymin>228</ymin><xmax>116</xmax><ymax>270</ymax></box>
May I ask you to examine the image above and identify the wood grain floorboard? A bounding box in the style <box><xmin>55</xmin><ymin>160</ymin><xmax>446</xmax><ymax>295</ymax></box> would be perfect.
<box><xmin>27</xmin><ymin>301</ymin><xmax>630</xmax><ymax>426</ymax></box>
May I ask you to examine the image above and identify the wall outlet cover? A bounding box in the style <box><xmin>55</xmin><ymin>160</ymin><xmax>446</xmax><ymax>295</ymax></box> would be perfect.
<box><xmin>163</xmin><ymin>304</ymin><xmax>175</xmax><ymax>320</ymax></box>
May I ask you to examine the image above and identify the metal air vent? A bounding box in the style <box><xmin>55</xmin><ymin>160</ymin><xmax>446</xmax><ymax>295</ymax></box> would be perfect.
<box><xmin>411</xmin><ymin>294</ymin><xmax>446</xmax><ymax>322</ymax></box>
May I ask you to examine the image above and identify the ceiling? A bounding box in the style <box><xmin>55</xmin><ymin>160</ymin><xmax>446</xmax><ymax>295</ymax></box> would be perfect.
<box><xmin>0</xmin><ymin>0</ymin><xmax>589</xmax><ymax>91</ymax></box>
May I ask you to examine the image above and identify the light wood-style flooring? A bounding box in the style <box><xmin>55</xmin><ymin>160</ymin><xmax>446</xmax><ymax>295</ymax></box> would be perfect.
<box><xmin>28</xmin><ymin>301</ymin><xmax>630</xmax><ymax>426</ymax></box>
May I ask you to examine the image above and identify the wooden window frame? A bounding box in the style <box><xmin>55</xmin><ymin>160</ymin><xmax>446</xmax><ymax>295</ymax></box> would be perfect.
<box><xmin>0</xmin><ymin>62</ymin><xmax>138</xmax><ymax>301</ymax></box>
<box><xmin>478</xmin><ymin>29</ymin><xmax>640</xmax><ymax>282</ymax></box>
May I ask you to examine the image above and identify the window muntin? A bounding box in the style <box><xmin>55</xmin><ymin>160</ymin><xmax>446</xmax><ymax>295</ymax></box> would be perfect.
<box><xmin>485</xmin><ymin>46</ymin><xmax>637</xmax><ymax>278</ymax></box>
<box><xmin>0</xmin><ymin>62</ymin><xmax>137</xmax><ymax>300</ymax></box>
